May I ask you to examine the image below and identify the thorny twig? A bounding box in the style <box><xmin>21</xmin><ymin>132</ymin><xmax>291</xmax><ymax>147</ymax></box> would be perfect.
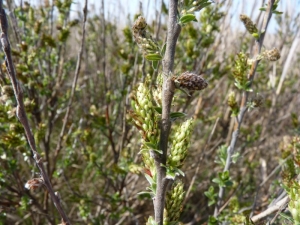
<box><xmin>0</xmin><ymin>0</ymin><xmax>73</xmax><ymax>224</ymax></box>
<box><xmin>214</xmin><ymin>0</ymin><xmax>276</xmax><ymax>216</ymax></box>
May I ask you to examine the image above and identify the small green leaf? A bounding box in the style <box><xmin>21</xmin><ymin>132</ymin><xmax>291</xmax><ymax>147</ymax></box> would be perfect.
<box><xmin>225</xmin><ymin>180</ymin><xmax>233</xmax><ymax>187</ymax></box>
<box><xmin>199</xmin><ymin>2</ymin><xmax>212</xmax><ymax>10</ymax></box>
<box><xmin>166</xmin><ymin>170</ymin><xmax>176</xmax><ymax>180</ymax></box>
<box><xmin>212</xmin><ymin>177</ymin><xmax>222</xmax><ymax>186</ymax></box>
<box><xmin>204</xmin><ymin>189</ymin><xmax>213</xmax><ymax>198</ymax></box>
<box><xmin>170</xmin><ymin>112</ymin><xmax>187</xmax><ymax>119</ymax></box>
<box><xmin>207</xmin><ymin>199</ymin><xmax>216</xmax><ymax>206</ymax></box>
<box><xmin>231</xmin><ymin>152</ymin><xmax>240</xmax><ymax>164</ymax></box>
<box><xmin>152</xmin><ymin>149</ymin><xmax>163</xmax><ymax>154</ymax></box>
<box><xmin>213</xmin><ymin>171</ymin><xmax>233</xmax><ymax>187</ymax></box>
<box><xmin>138</xmin><ymin>148</ymin><xmax>148</xmax><ymax>154</ymax></box>
<box><xmin>161</xmin><ymin>43</ymin><xmax>166</xmax><ymax>56</ymax></box>
<box><xmin>272</xmin><ymin>10</ymin><xmax>283</xmax><ymax>15</ymax></box>
<box><xmin>144</xmin><ymin>173</ymin><xmax>155</xmax><ymax>185</ymax></box>
<box><xmin>42</xmin><ymin>34</ymin><xmax>56</xmax><ymax>48</ymax></box>
<box><xmin>272</xmin><ymin>4</ymin><xmax>278</xmax><ymax>11</ymax></box>
<box><xmin>259</xmin><ymin>7</ymin><xmax>266</xmax><ymax>11</ymax></box>
<box><xmin>221</xmin><ymin>171</ymin><xmax>230</xmax><ymax>180</ymax></box>
<box><xmin>154</xmin><ymin>107</ymin><xmax>162</xmax><ymax>114</ymax></box>
<box><xmin>234</xmin><ymin>81</ymin><xmax>243</xmax><ymax>89</ymax></box>
<box><xmin>152</xmin><ymin>60</ymin><xmax>159</xmax><ymax>70</ymax></box>
<box><xmin>148</xmin><ymin>182</ymin><xmax>157</xmax><ymax>194</ymax></box>
<box><xmin>179</xmin><ymin>14</ymin><xmax>196</xmax><ymax>24</ymax></box>
<box><xmin>166</xmin><ymin>167</ymin><xmax>185</xmax><ymax>180</ymax></box>
<box><xmin>208</xmin><ymin>216</ymin><xmax>219</xmax><ymax>225</ymax></box>
<box><xmin>139</xmin><ymin>143</ymin><xmax>163</xmax><ymax>154</ymax></box>
<box><xmin>204</xmin><ymin>186</ymin><xmax>217</xmax><ymax>206</ymax></box>
<box><xmin>252</xmin><ymin>33</ymin><xmax>259</xmax><ymax>38</ymax></box>
<box><xmin>145</xmin><ymin>53</ymin><xmax>162</xmax><ymax>61</ymax></box>
<box><xmin>204</xmin><ymin>190</ymin><xmax>216</xmax><ymax>206</ymax></box>
<box><xmin>176</xmin><ymin>168</ymin><xmax>185</xmax><ymax>177</ymax></box>
<box><xmin>146</xmin><ymin>216</ymin><xmax>158</xmax><ymax>225</ymax></box>
<box><xmin>18</xmin><ymin>15</ymin><xmax>27</xmax><ymax>22</ymax></box>
<box><xmin>144</xmin><ymin>142</ymin><xmax>158</xmax><ymax>149</ymax></box>
<box><xmin>137</xmin><ymin>191</ymin><xmax>152</xmax><ymax>197</ymax></box>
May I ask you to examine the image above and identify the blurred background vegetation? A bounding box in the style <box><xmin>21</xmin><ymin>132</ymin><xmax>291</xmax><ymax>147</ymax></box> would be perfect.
<box><xmin>0</xmin><ymin>0</ymin><xmax>299</xmax><ymax>224</ymax></box>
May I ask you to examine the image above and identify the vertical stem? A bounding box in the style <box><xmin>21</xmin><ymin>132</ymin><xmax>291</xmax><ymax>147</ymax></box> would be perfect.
<box><xmin>0</xmin><ymin>1</ymin><xmax>74</xmax><ymax>223</ymax></box>
<box><xmin>154</xmin><ymin>0</ymin><xmax>181</xmax><ymax>224</ymax></box>
<box><xmin>213</xmin><ymin>0</ymin><xmax>275</xmax><ymax>216</ymax></box>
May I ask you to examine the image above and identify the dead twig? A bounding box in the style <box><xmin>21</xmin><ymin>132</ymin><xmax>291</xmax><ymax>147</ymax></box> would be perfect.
<box><xmin>251</xmin><ymin>195</ymin><xmax>289</xmax><ymax>223</ymax></box>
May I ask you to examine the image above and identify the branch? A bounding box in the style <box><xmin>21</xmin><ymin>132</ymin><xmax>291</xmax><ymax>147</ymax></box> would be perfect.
<box><xmin>0</xmin><ymin>3</ymin><xmax>72</xmax><ymax>225</ymax></box>
<box><xmin>251</xmin><ymin>195</ymin><xmax>289</xmax><ymax>223</ymax></box>
<box><xmin>276</xmin><ymin>29</ymin><xmax>300</xmax><ymax>95</ymax></box>
<box><xmin>155</xmin><ymin>0</ymin><xmax>181</xmax><ymax>224</ymax></box>
<box><xmin>53</xmin><ymin>0</ymin><xmax>88</xmax><ymax>169</ymax></box>
<box><xmin>0</xmin><ymin>0</ymin><xmax>88</xmax><ymax>224</ymax></box>
<box><xmin>214</xmin><ymin>0</ymin><xmax>276</xmax><ymax>216</ymax></box>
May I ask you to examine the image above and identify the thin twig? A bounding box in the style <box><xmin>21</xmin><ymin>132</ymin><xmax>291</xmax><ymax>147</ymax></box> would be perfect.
<box><xmin>0</xmin><ymin>1</ymin><xmax>73</xmax><ymax>224</ymax></box>
<box><xmin>154</xmin><ymin>0</ymin><xmax>181</xmax><ymax>224</ymax></box>
<box><xmin>53</xmin><ymin>0</ymin><xmax>88</xmax><ymax>167</ymax></box>
<box><xmin>214</xmin><ymin>0</ymin><xmax>276</xmax><ymax>216</ymax></box>
<box><xmin>184</xmin><ymin>117</ymin><xmax>220</xmax><ymax>203</ymax></box>
<box><xmin>155</xmin><ymin>0</ymin><xmax>163</xmax><ymax>41</ymax></box>
<box><xmin>276</xmin><ymin>29</ymin><xmax>300</xmax><ymax>95</ymax></box>
<box><xmin>250</xmin><ymin>156</ymin><xmax>289</xmax><ymax>218</ymax></box>
<box><xmin>251</xmin><ymin>196</ymin><xmax>289</xmax><ymax>223</ymax></box>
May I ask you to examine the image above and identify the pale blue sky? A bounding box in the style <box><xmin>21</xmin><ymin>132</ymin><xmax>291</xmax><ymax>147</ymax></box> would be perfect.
<box><xmin>76</xmin><ymin>0</ymin><xmax>300</xmax><ymax>30</ymax></box>
<box><xmin>23</xmin><ymin>0</ymin><xmax>300</xmax><ymax>32</ymax></box>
